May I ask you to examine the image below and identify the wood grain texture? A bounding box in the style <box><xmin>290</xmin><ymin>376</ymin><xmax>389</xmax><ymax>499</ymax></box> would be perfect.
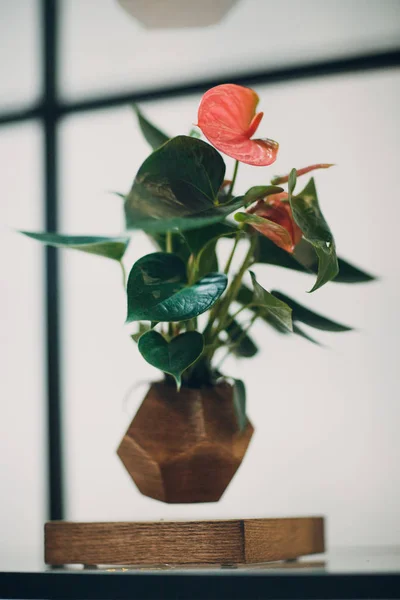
<box><xmin>117</xmin><ymin>381</ymin><xmax>254</xmax><ymax>503</ymax></box>
<box><xmin>45</xmin><ymin>517</ymin><xmax>324</xmax><ymax>566</ymax></box>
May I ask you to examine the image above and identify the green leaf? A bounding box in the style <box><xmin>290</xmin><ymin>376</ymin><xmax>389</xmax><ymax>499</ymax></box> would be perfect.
<box><xmin>232</xmin><ymin>379</ymin><xmax>247</xmax><ymax>431</ymax></box>
<box><xmin>20</xmin><ymin>231</ymin><xmax>129</xmax><ymax>261</ymax></box>
<box><xmin>271</xmin><ymin>291</ymin><xmax>352</xmax><ymax>332</ymax></box>
<box><xmin>126</xmin><ymin>252</ymin><xmax>227</xmax><ymax>322</ymax></box>
<box><xmin>138</xmin><ymin>330</ymin><xmax>204</xmax><ymax>390</ymax></box>
<box><xmin>134</xmin><ymin>105</ymin><xmax>169</xmax><ymax>150</ymax></box>
<box><xmin>187</xmin><ymin>224</ymin><xmax>238</xmax><ymax>280</ymax></box>
<box><xmin>288</xmin><ymin>168</ymin><xmax>297</xmax><ymax>195</ymax></box>
<box><xmin>242</xmin><ymin>185</ymin><xmax>284</xmax><ymax>205</ymax></box>
<box><xmin>126</xmin><ymin>197</ymin><xmax>247</xmax><ymax>234</ymax></box>
<box><xmin>255</xmin><ymin>235</ymin><xmax>307</xmax><ymax>271</ymax></box>
<box><xmin>249</xmin><ymin>271</ymin><xmax>293</xmax><ymax>332</ymax></box>
<box><xmin>295</xmin><ymin>240</ymin><xmax>375</xmax><ymax>283</ymax></box>
<box><xmin>255</xmin><ymin>236</ymin><xmax>375</xmax><ymax>284</ymax></box>
<box><xmin>288</xmin><ymin>177</ymin><xmax>338</xmax><ymax>292</ymax></box>
<box><xmin>183</xmin><ymin>222</ymin><xmax>235</xmax><ymax>255</ymax></box>
<box><xmin>237</xmin><ymin>284</ymin><xmax>320</xmax><ymax>345</ymax></box>
<box><xmin>293</xmin><ymin>323</ymin><xmax>321</xmax><ymax>345</ymax></box>
<box><xmin>226</xmin><ymin>320</ymin><xmax>258</xmax><ymax>358</ymax></box>
<box><xmin>334</xmin><ymin>257</ymin><xmax>376</xmax><ymax>283</ymax></box>
<box><xmin>125</xmin><ymin>135</ymin><xmax>226</xmax><ymax>227</ymax></box>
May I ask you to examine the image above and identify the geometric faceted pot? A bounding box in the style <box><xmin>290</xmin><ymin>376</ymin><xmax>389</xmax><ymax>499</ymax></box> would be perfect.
<box><xmin>117</xmin><ymin>381</ymin><xmax>254</xmax><ymax>503</ymax></box>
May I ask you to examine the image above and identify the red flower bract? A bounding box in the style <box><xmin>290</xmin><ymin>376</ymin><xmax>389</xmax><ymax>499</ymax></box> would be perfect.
<box><xmin>247</xmin><ymin>192</ymin><xmax>302</xmax><ymax>253</ymax></box>
<box><xmin>197</xmin><ymin>84</ymin><xmax>279</xmax><ymax>166</ymax></box>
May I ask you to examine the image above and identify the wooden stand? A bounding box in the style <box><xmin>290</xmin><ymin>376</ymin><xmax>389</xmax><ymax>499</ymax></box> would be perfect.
<box><xmin>45</xmin><ymin>517</ymin><xmax>324</xmax><ymax>566</ymax></box>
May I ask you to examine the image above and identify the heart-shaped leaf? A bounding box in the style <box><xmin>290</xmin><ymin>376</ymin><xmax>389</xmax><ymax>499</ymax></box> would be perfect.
<box><xmin>249</xmin><ymin>271</ymin><xmax>293</xmax><ymax>332</ymax></box>
<box><xmin>125</xmin><ymin>135</ymin><xmax>226</xmax><ymax>226</ymax></box>
<box><xmin>126</xmin><ymin>252</ymin><xmax>227</xmax><ymax>322</ymax></box>
<box><xmin>134</xmin><ymin>106</ymin><xmax>170</xmax><ymax>150</ymax></box>
<box><xmin>288</xmin><ymin>176</ymin><xmax>338</xmax><ymax>292</ymax></box>
<box><xmin>20</xmin><ymin>231</ymin><xmax>129</xmax><ymax>261</ymax></box>
<box><xmin>138</xmin><ymin>330</ymin><xmax>204</xmax><ymax>389</ymax></box>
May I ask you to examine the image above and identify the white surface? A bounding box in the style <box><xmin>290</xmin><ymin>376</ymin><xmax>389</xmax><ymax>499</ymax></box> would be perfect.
<box><xmin>0</xmin><ymin>123</ymin><xmax>46</xmax><ymax>565</ymax></box>
<box><xmin>0</xmin><ymin>0</ymin><xmax>40</xmax><ymax>111</ymax></box>
<box><xmin>60</xmin><ymin>0</ymin><xmax>400</xmax><ymax>100</ymax></box>
<box><xmin>59</xmin><ymin>68</ymin><xmax>400</xmax><ymax>547</ymax></box>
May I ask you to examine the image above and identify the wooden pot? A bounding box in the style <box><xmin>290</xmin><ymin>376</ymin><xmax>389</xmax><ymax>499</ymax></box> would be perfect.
<box><xmin>117</xmin><ymin>381</ymin><xmax>254</xmax><ymax>503</ymax></box>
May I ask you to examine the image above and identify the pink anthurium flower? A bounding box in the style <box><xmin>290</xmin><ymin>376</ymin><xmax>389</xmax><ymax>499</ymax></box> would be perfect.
<box><xmin>197</xmin><ymin>84</ymin><xmax>279</xmax><ymax>166</ymax></box>
<box><xmin>247</xmin><ymin>192</ymin><xmax>302</xmax><ymax>253</ymax></box>
<box><xmin>271</xmin><ymin>163</ymin><xmax>334</xmax><ymax>185</ymax></box>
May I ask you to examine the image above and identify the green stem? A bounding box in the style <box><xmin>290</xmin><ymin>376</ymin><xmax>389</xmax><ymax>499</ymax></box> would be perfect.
<box><xmin>166</xmin><ymin>231</ymin><xmax>173</xmax><ymax>253</ymax></box>
<box><xmin>204</xmin><ymin>233</ymin><xmax>257</xmax><ymax>357</ymax></box>
<box><xmin>120</xmin><ymin>260</ymin><xmax>127</xmax><ymax>289</ymax></box>
<box><xmin>223</xmin><ymin>231</ymin><xmax>240</xmax><ymax>275</ymax></box>
<box><xmin>215</xmin><ymin>234</ymin><xmax>257</xmax><ymax>334</ymax></box>
<box><xmin>227</xmin><ymin>160</ymin><xmax>239</xmax><ymax>199</ymax></box>
<box><xmin>216</xmin><ymin>313</ymin><xmax>259</xmax><ymax>370</ymax></box>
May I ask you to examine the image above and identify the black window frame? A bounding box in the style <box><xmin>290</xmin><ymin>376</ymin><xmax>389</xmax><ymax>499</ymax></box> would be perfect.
<box><xmin>1</xmin><ymin>0</ymin><xmax>399</xmax><ymax>522</ymax></box>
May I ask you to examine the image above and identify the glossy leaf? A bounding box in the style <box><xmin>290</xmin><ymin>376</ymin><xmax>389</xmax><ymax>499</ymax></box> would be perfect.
<box><xmin>20</xmin><ymin>231</ymin><xmax>129</xmax><ymax>261</ymax></box>
<box><xmin>126</xmin><ymin>252</ymin><xmax>227</xmax><ymax>322</ymax></box>
<box><xmin>138</xmin><ymin>330</ymin><xmax>204</xmax><ymax>389</ymax></box>
<box><xmin>255</xmin><ymin>236</ymin><xmax>375</xmax><ymax>283</ymax></box>
<box><xmin>197</xmin><ymin>84</ymin><xmax>279</xmax><ymax>166</ymax></box>
<box><xmin>289</xmin><ymin>177</ymin><xmax>338</xmax><ymax>291</ymax></box>
<box><xmin>124</xmin><ymin>197</ymin><xmax>247</xmax><ymax>234</ymax></box>
<box><xmin>134</xmin><ymin>105</ymin><xmax>169</xmax><ymax>150</ymax></box>
<box><xmin>226</xmin><ymin>320</ymin><xmax>258</xmax><ymax>358</ymax></box>
<box><xmin>125</xmin><ymin>135</ymin><xmax>226</xmax><ymax>228</ymax></box>
<box><xmin>232</xmin><ymin>378</ymin><xmax>247</xmax><ymax>431</ymax></box>
<box><xmin>237</xmin><ymin>284</ymin><xmax>320</xmax><ymax>344</ymax></box>
<box><xmin>249</xmin><ymin>271</ymin><xmax>293</xmax><ymax>332</ymax></box>
<box><xmin>295</xmin><ymin>240</ymin><xmax>375</xmax><ymax>283</ymax></box>
<box><xmin>242</xmin><ymin>185</ymin><xmax>284</xmax><ymax>205</ymax></box>
<box><xmin>271</xmin><ymin>291</ymin><xmax>352</xmax><ymax>332</ymax></box>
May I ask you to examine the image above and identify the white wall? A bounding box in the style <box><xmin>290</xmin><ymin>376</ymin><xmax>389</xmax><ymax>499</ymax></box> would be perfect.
<box><xmin>59</xmin><ymin>68</ymin><xmax>400</xmax><ymax>547</ymax></box>
<box><xmin>0</xmin><ymin>123</ymin><xmax>46</xmax><ymax>568</ymax></box>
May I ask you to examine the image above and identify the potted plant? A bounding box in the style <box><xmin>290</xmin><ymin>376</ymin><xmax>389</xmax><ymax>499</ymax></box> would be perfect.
<box><xmin>21</xmin><ymin>84</ymin><xmax>373</xmax><ymax>504</ymax></box>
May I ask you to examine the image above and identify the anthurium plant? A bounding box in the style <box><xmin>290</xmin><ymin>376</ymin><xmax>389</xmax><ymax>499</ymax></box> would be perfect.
<box><xmin>21</xmin><ymin>84</ymin><xmax>373</xmax><ymax>406</ymax></box>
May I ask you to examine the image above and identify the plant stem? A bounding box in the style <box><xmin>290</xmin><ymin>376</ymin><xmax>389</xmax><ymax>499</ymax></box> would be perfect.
<box><xmin>223</xmin><ymin>231</ymin><xmax>240</xmax><ymax>275</ymax></box>
<box><xmin>215</xmin><ymin>234</ymin><xmax>257</xmax><ymax>334</ymax></box>
<box><xmin>204</xmin><ymin>233</ymin><xmax>257</xmax><ymax>357</ymax></box>
<box><xmin>120</xmin><ymin>260</ymin><xmax>127</xmax><ymax>290</ymax></box>
<box><xmin>166</xmin><ymin>230</ymin><xmax>173</xmax><ymax>253</ymax></box>
<box><xmin>216</xmin><ymin>312</ymin><xmax>259</xmax><ymax>370</ymax></box>
<box><xmin>227</xmin><ymin>160</ymin><xmax>239</xmax><ymax>199</ymax></box>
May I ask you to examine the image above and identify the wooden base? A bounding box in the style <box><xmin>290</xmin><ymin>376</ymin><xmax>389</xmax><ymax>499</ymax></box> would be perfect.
<box><xmin>45</xmin><ymin>517</ymin><xmax>324</xmax><ymax>566</ymax></box>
